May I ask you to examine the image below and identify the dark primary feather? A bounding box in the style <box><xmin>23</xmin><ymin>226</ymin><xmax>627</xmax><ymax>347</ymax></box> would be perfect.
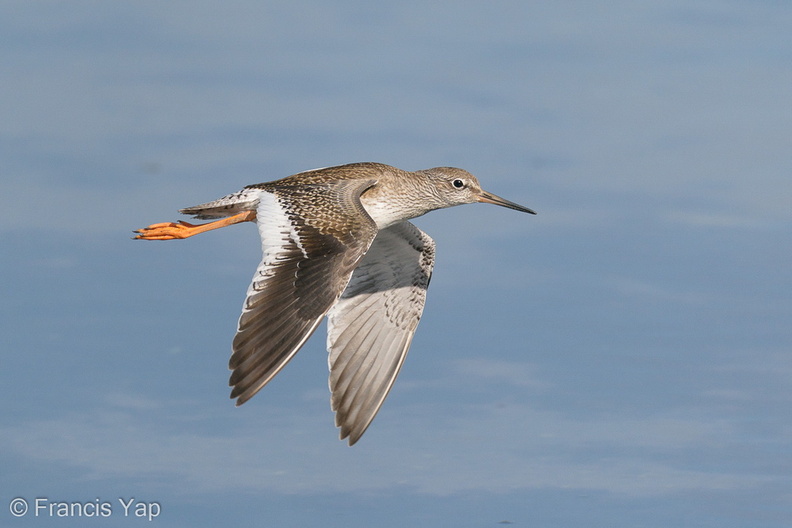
<box><xmin>228</xmin><ymin>179</ymin><xmax>379</xmax><ymax>405</ymax></box>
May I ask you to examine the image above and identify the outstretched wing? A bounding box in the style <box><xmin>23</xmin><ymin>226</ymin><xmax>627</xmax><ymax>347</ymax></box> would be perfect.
<box><xmin>229</xmin><ymin>180</ymin><xmax>378</xmax><ymax>405</ymax></box>
<box><xmin>326</xmin><ymin>221</ymin><xmax>436</xmax><ymax>445</ymax></box>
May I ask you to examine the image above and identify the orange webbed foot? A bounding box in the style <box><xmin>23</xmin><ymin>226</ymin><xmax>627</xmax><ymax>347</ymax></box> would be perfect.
<box><xmin>133</xmin><ymin>221</ymin><xmax>202</xmax><ymax>240</ymax></box>
<box><xmin>133</xmin><ymin>210</ymin><xmax>257</xmax><ymax>240</ymax></box>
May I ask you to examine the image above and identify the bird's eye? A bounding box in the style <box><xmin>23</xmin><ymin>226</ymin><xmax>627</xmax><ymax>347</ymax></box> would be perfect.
<box><xmin>452</xmin><ymin>179</ymin><xmax>465</xmax><ymax>189</ymax></box>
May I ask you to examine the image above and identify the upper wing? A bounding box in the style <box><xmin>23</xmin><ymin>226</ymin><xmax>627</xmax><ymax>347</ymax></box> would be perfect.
<box><xmin>326</xmin><ymin>221</ymin><xmax>436</xmax><ymax>445</ymax></box>
<box><xmin>229</xmin><ymin>180</ymin><xmax>378</xmax><ymax>405</ymax></box>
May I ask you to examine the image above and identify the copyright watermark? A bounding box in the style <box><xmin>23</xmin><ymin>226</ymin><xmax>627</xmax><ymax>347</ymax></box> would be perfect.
<box><xmin>9</xmin><ymin>498</ymin><xmax>27</xmax><ymax>517</ymax></box>
<box><xmin>8</xmin><ymin>497</ymin><xmax>160</xmax><ymax>521</ymax></box>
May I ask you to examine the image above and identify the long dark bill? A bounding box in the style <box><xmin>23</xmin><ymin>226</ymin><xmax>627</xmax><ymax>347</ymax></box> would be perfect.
<box><xmin>478</xmin><ymin>190</ymin><xmax>537</xmax><ymax>215</ymax></box>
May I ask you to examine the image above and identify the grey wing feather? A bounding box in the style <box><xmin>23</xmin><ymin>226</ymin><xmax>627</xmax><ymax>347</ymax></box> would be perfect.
<box><xmin>326</xmin><ymin>221</ymin><xmax>436</xmax><ymax>445</ymax></box>
<box><xmin>229</xmin><ymin>180</ymin><xmax>378</xmax><ymax>405</ymax></box>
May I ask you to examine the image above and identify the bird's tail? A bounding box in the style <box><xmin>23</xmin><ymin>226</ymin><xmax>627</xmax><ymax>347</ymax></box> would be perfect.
<box><xmin>179</xmin><ymin>189</ymin><xmax>261</xmax><ymax>219</ymax></box>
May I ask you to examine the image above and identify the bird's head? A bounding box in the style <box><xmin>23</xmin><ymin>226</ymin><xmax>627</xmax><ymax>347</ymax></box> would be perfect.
<box><xmin>419</xmin><ymin>167</ymin><xmax>537</xmax><ymax>215</ymax></box>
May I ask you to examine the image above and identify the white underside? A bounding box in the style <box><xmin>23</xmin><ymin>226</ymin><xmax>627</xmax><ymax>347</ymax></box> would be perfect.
<box><xmin>360</xmin><ymin>197</ymin><xmax>422</xmax><ymax>230</ymax></box>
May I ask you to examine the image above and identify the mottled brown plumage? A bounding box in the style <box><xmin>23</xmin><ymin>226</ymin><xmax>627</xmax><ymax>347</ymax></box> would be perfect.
<box><xmin>135</xmin><ymin>162</ymin><xmax>535</xmax><ymax>445</ymax></box>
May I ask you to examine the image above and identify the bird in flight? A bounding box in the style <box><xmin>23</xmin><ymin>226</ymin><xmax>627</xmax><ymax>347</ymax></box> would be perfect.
<box><xmin>135</xmin><ymin>162</ymin><xmax>535</xmax><ymax>445</ymax></box>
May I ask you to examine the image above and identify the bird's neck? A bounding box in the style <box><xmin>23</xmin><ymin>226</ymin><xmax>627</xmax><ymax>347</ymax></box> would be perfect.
<box><xmin>360</xmin><ymin>181</ymin><xmax>438</xmax><ymax>229</ymax></box>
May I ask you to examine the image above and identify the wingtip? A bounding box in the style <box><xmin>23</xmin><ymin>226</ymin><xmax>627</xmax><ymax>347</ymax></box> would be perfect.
<box><xmin>230</xmin><ymin>390</ymin><xmax>247</xmax><ymax>407</ymax></box>
<box><xmin>341</xmin><ymin>433</ymin><xmax>360</xmax><ymax>447</ymax></box>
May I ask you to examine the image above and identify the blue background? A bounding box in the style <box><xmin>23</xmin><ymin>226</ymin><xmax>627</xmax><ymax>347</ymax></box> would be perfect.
<box><xmin>2</xmin><ymin>2</ymin><xmax>790</xmax><ymax>526</ymax></box>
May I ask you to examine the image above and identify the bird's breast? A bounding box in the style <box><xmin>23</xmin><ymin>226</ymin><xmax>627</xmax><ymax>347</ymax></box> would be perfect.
<box><xmin>359</xmin><ymin>195</ymin><xmax>423</xmax><ymax>229</ymax></box>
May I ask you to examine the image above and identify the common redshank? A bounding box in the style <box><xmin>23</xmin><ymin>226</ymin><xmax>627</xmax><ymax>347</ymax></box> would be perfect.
<box><xmin>134</xmin><ymin>162</ymin><xmax>535</xmax><ymax>445</ymax></box>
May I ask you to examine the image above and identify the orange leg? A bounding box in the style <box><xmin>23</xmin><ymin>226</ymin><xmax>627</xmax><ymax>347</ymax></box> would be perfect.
<box><xmin>134</xmin><ymin>210</ymin><xmax>257</xmax><ymax>240</ymax></box>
